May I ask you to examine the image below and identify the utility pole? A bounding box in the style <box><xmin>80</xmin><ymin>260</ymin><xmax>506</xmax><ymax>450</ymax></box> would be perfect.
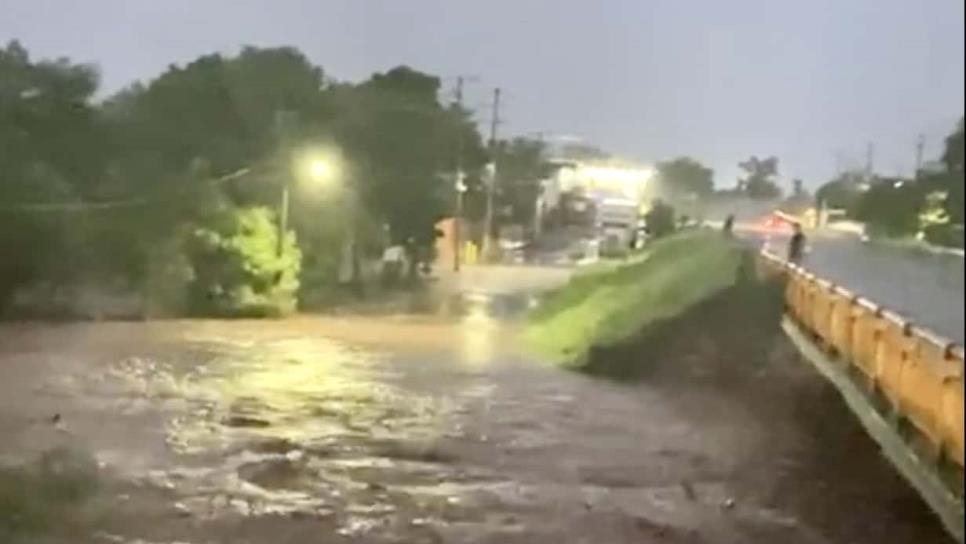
<box><xmin>530</xmin><ymin>131</ymin><xmax>546</xmax><ymax>240</ymax></box>
<box><xmin>915</xmin><ymin>134</ymin><xmax>926</xmax><ymax>178</ymax></box>
<box><xmin>273</xmin><ymin>110</ymin><xmax>299</xmax><ymax>258</ymax></box>
<box><xmin>864</xmin><ymin>142</ymin><xmax>875</xmax><ymax>182</ymax></box>
<box><xmin>482</xmin><ymin>87</ymin><xmax>501</xmax><ymax>260</ymax></box>
<box><xmin>453</xmin><ymin>76</ymin><xmax>466</xmax><ymax>272</ymax></box>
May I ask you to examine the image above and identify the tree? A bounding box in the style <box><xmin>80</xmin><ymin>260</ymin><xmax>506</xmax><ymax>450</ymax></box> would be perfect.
<box><xmin>738</xmin><ymin>156</ymin><xmax>782</xmax><ymax>199</ymax></box>
<box><xmin>645</xmin><ymin>199</ymin><xmax>676</xmax><ymax>238</ymax></box>
<box><xmin>655</xmin><ymin>157</ymin><xmax>714</xmax><ymax>200</ymax></box>
<box><xmin>940</xmin><ymin>119</ymin><xmax>964</xmax><ymax>224</ymax></box>
<box><xmin>853</xmin><ymin>178</ymin><xmax>924</xmax><ymax>237</ymax></box>
<box><xmin>815</xmin><ymin>171</ymin><xmax>863</xmax><ymax>211</ymax></box>
<box><xmin>331</xmin><ymin>66</ymin><xmax>485</xmax><ymax>267</ymax></box>
<box><xmin>495</xmin><ymin>137</ymin><xmax>549</xmax><ymax>229</ymax></box>
<box><xmin>0</xmin><ymin>41</ymin><xmax>108</xmax><ymax>305</ymax></box>
<box><xmin>186</xmin><ymin>206</ymin><xmax>301</xmax><ymax>316</ymax></box>
<box><xmin>942</xmin><ymin>118</ymin><xmax>964</xmax><ymax>173</ymax></box>
<box><xmin>102</xmin><ymin>46</ymin><xmax>332</xmax><ymax>302</ymax></box>
<box><xmin>0</xmin><ymin>43</ymin><xmax>493</xmax><ymax>314</ymax></box>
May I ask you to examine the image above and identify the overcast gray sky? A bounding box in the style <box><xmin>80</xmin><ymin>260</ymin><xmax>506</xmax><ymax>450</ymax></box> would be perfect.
<box><xmin>2</xmin><ymin>0</ymin><xmax>963</xmax><ymax>187</ymax></box>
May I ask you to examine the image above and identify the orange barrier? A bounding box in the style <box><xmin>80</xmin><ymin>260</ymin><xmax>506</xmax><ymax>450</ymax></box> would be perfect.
<box><xmin>759</xmin><ymin>251</ymin><xmax>965</xmax><ymax>469</ymax></box>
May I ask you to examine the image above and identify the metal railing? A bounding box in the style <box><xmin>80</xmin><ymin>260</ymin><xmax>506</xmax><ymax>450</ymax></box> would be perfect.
<box><xmin>758</xmin><ymin>251</ymin><xmax>965</xmax><ymax>471</ymax></box>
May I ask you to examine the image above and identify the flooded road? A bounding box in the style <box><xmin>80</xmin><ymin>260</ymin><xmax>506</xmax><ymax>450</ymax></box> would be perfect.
<box><xmin>0</xmin><ymin>266</ymin><xmax>953</xmax><ymax>544</ymax></box>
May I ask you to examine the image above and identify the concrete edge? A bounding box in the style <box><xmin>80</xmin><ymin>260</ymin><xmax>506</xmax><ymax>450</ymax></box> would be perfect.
<box><xmin>782</xmin><ymin>317</ymin><xmax>965</xmax><ymax>543</ymax></box>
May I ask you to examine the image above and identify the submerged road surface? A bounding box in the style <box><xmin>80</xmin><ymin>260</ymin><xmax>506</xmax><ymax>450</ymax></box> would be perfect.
<box><xmin>0</xmin><ymin>265</ymin><xmax>954</xmax><ymax>544</ymax></box>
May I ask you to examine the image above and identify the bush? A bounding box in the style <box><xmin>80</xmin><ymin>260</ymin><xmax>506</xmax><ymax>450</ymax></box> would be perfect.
<box><xmin>0</xmin><ymin>448</ymin><xmax>101</xmax><ymax>541</ymax></box>
<box><xmin>140</xmin><ymin>232</ymin><xmax>195</xmax><ymax>317</ymax></box>
<box><xmin>854</xmin><ymin>179</ymin><xmax>924</xmax><ymax>238</ymax></box>
<box><xmin>923</xmin><ymin>224</ymin><xmax>965</xmax><ymax>249</ymax></box>
<box><xmin>186</xmin><ymin>206</ymin><xmax>301</xmax><ymax>317</ymax></box>
<box><xmin>645</xmin><ymin>200</ymin><xmax>676</xmax><ymax>238</ymax></box>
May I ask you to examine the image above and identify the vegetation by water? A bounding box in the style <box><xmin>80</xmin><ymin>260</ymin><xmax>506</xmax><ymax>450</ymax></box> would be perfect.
<box><xmin>0</xmin><ymin>41</ymin><xmax>551</xmax><ymax>318</ymax></box>
<box><xmin>524</xmin><ymin>231</ymin><xmax>742</xmax><ymax>364</ymax></box>
<box><xmin>0</xmin><ymin>448</ymin><xmax>102</xmax><ymax>543</ymax></box>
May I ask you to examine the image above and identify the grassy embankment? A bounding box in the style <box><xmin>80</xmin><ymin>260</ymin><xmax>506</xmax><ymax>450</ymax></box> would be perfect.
<box><xmin>524</xmin><ymin>230</ymin><xmax>744</xmax><ymax>367</ymax></box>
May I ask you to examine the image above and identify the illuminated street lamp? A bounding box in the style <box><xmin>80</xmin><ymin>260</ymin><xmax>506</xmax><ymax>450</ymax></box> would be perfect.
<box><xmin>300</xmin><ymin>154</ymin><xmax>339</xmax><ymax>188</ymax></box>
<box><xmin>278</xmin><ymin>151</ymin><xmax>342</xmax><ymax>257</ymax></box>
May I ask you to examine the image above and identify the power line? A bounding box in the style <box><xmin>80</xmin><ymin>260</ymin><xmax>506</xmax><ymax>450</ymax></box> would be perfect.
<box><xmin>482</xmin><ymin>87</ymin><xmax>501</xmax><ymax>259</ymax></box>
<box><xmin>0</xmin><ymin>167</ymin><xmax>250</xmax><ymax>213</ymax></box>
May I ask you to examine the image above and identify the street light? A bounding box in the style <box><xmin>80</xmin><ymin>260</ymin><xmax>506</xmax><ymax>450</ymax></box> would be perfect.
<box><xmin>296</xmin><ymin>151</ymin><xmax>341</xmax><ymax>189</ymax></box>
<box><xmin>309</xmin><ymin>159</ymin><xmax>333</xmax><ymax>183</ymax></box>
<box><xmin>287</xmin><ymin>148</ymin><xmax>361</xmax><ymax>293</ymax></box>
<box><xmin>278</xmin><ymin>151</ymin><xmax>343</xmax><ymax>257</ymax></box>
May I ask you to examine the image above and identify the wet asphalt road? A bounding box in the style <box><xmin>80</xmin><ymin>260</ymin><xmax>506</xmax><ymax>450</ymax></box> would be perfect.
<box><xmin>0</xmin><ymin>264</ymin><xmax>956</xmax><ymax>544</ymax></box>
<box><xmin>804</xmin><ymin>238</ymin><xmax>964</xmax><ymax>343</ymax></box>
<box><xmin>759</xmin><ymin>233</ymin><xmax>964</xmax><ymax>343</ymax></box>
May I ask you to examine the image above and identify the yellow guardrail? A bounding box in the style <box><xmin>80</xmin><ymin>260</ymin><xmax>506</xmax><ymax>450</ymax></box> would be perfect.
<box><xmin>758</xmin><ymin>251</ymin><xmax>965</xmax><ymax>470</ymax></box>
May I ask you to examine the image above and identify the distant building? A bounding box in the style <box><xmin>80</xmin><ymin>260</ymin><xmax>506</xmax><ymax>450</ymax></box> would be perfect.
<box><xmin>542</xmin><ymin>159</ymin><xmax>655</xmax><ymax>215</ymax></box>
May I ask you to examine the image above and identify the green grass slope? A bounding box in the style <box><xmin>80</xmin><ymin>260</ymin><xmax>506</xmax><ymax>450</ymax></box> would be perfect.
<box><xmin>525</xmin><ymin>230</ymin><xmax>743</xmax><ymax>365</ymax></box>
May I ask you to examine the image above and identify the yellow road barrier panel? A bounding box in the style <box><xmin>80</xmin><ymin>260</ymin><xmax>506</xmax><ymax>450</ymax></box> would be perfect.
<box><xmin>759</xmin><ymin>249</ymin><xmax>964</xmax><ymax>541</ymax></box>
<box><xmin>759</xmin><ymin>250</ymin><xmax>964</xmax><ymax>470</ymax></box>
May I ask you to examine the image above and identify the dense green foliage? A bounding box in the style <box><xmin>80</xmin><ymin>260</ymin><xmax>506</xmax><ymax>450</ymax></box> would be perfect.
<box><xmin>644</xmin><ymin>199</ymin><xmax>677</xmax><ymax>238</ymax></box>
<box><xmin>655</xmin><ymin>157</ymin><xmax>714</xmax><ymax>199</ymax></box>
<box><xmin>852</xmin><ymin>179</ymin><xmax>925</xmax><ymax>237</ymax></box>
<box><xmin>0</xmin><ymin>41</ymin><xmax>488</xmax><ymax>315</ymax></box>
<box><xmin>185</xmin><ymin>207</ymin><xmax>301</xmax><ymax>316</ymax></box>
<box><xmin>738</xmin><ymin>156</ymin><xmax>782</xmax><ymax>199</ymax></box>
<box><xmin>815</xmin><ymin>171</ymin><xmax>864</xmax><ymax>210</ymax></box>
<box><xmin>525</xmin><ymin>231</ymin><xmax>742</xmax><ymax>363</ymax></box>
<box><xmin>814</xmin><ymin>119</ymin><xmax>964</xmax><ymax>247</ymax></box>
<box><xmin>0</xmin><ymin>448</ymin><xmax>101</xmax><ymax>541</ymax></box>
<box><xmin>494</xmin><ymin>137</ymin><xmax>550</xmax><ymax>228</ymax></box>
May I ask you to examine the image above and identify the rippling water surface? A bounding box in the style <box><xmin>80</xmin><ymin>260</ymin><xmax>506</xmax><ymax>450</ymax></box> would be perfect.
<box><xmin>0</xmin><ymin>276</ymin><xmax>954</xmax><ymax>543</ymax></box>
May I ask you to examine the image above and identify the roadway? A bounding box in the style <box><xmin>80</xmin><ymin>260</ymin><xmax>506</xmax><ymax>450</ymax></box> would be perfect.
<box><xmin>763</xmin><ymin>232</ymin><xmax>964</xmax><ymax>344</ymax></box>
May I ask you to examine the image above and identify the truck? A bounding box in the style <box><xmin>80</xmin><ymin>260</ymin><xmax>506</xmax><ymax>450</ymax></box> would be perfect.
<box><xmin>595</xmin><ymin>197</ymin><xmax>640</xmax><ymax>257</ymax></box>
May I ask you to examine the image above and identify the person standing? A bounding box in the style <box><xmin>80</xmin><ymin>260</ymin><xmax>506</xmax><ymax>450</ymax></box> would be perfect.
<box><xmin>788</xmin><ymin>222</ymin><xmax>807</xmax><ymax>264</ymax></box>
<box><xmin>381</xmin><ymin>244</ymin><xmax>405</xmax><ymax>287</ymax></box>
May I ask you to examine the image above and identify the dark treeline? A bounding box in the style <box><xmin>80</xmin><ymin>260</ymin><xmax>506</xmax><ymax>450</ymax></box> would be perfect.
<box><xmin>816</xmin><ymin>120</ymin><xmax>964</xmax><ymax>246</ymax></box>
<box><xmin>0</xmin><ymin>41</ymin><xmax>555</xmax><ymax>316</ymax></box>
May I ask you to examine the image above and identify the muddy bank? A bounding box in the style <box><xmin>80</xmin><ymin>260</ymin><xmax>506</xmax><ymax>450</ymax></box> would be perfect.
<box><xmin>582</xmin><ymin>274</ymin><xmax>954</xmax><ymax>543</ymax></box>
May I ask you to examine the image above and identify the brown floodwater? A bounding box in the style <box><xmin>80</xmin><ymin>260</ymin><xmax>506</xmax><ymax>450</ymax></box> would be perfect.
<box><xmin>0</xmin><ymin>267</ymin><xmax>953</xmax><ymax>544</ymax></box>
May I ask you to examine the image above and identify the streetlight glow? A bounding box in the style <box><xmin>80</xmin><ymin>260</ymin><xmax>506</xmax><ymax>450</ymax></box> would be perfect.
<box><xmin>309</xmin><ymin>159</ymin><xmax>333</xmax><ymax>183</ymax></box>
<box><xmin>295</xmin><ymin>148</ymin><xmax>342</xmax><ymax>188</ymax></box>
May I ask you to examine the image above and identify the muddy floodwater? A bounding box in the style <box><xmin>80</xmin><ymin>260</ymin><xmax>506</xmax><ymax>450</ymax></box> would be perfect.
<box><xmin>0</xmin><ymin>267</ymin><xmax>953</xmax><ymax>544</ymax></box>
